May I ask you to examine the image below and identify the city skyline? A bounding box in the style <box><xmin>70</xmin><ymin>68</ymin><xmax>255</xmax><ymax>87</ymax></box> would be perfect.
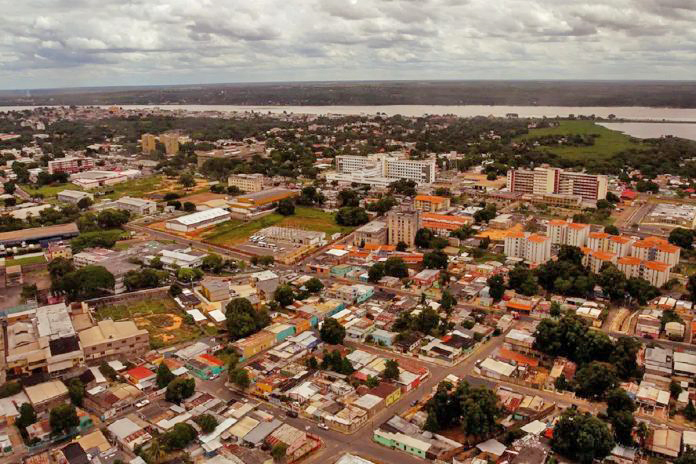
<box><xmin>1</xmin><ymin>0</ymin><xmax>696</xmax><ymax>89</ymax></box>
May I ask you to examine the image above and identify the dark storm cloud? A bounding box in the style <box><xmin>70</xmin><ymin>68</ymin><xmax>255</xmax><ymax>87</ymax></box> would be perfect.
<box><xmin>0</xmin><ymin>0</ymin><xmax>694</xmax><ymax>88</ymax></box>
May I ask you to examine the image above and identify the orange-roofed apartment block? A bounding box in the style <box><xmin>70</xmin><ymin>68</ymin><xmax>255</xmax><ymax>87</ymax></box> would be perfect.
<box><xmin>413</xmin><ymin>195</ymin><xmax>451</xmax><ymax>212</ymax></box>
<box><xmin>632</xmin><ymin>237</ymin><xmax>681</xmax><ymax>267</ymax></box>
<box><xmin>581</xmin><ymin>248</ymin><xmax>617</xmax><ymax>273</ymax></box>
<box><xmin>420</xmin><ymin>212</ymin><xmax>472</xmax><ymax>236</ymax></box>
<box><xmin>504</xmin><ymin>232</ymin><xmax>551</xmax><ymax>264</ymax></box>
<box><xmin>546</xmin><ymin>220</ymin><xmax>590</xmax><ymax>248</ymax></box>
<box><xmin>618</xmin><ymin>256</ymin><xmax>672</xmax><ymax>288</ymax></box>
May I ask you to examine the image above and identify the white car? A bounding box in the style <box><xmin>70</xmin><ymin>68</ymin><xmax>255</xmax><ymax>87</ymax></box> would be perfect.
<box><xmin>135</xmin><ymin>399</ymin><xmax>150</xmax><ymax>408</ymax></box>
<box><xmin>318</xmin><ymin>423</ymin><xmax>329</xmax><ymax>430</ymax></box>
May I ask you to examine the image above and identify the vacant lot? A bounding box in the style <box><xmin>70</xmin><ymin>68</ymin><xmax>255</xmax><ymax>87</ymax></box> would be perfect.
<box><xmin>20</xmin><ymin>182</ymin><xmax>84</xmax><ymax>198</ymax></box>
<box><xmin>517</xmin><ymin>120</ymin><xmax>644</xmax><ymax>161</ymax></box>
<box><xmin>96</xmin><ymin>298</ymin><xmax>204</xmax><ymax>347</ymax></box>
<box><xmin>203</xmin><ymin>207</ymin><xmax>354</xmax><ymax>246</ymax></box>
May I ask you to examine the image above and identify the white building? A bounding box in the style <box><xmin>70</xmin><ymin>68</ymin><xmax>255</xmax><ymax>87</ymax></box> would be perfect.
<box><xmin>504</xmin><ymin>232</ymin><xmax>551</xmax><ymax>264</ymax></box>
<box><xmin>165</xmin><ymin>208</ymin><xmax>231</xmax><ymax>232</ymax></box>
<box><xmin>328</xmin><ymin>154</ymin><xmax>436</xmax><ymax>186</ymax></box>
<box><xmin>546</xmin><ymin>220</ymin><xmax>590</xmax><ymax>248</ymax></box>
<box><xmin>115</xmin><ymin>196</ymin><xmax>157</xmax><ymax>215</ymax></box>
<box><xmin>57</xmin><ymin>190</ymin><xmax>94</xmax><ymax>204</ymax></box>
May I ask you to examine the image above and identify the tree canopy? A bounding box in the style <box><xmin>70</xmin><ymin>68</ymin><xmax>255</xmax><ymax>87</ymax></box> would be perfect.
<box><xmin>551</xmin><ymin>409</ymin><xmax>614</xmax><ymax>464</ymax></box>
<box><xmin>225</xmin><ymin>298</ymin><xmax>270</xmax><ymax>341</ymax></box>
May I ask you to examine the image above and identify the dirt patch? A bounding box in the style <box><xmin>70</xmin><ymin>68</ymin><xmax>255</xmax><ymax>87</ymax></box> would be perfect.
<box><xmin>178</xmin><ymin>192</ymin><xmax>227</xmax><ymax>204</ymax></box>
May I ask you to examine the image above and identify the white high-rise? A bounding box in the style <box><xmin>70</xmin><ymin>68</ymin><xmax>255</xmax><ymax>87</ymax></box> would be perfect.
<box><xmin>329</xmin><ymin>154</ymin><xmax>436</xmax><ymax>187</ymax></box>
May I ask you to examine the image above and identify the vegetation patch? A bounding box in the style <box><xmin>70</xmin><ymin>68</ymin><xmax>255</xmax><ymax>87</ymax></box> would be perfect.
<box><xmin>516</xmin><ymin>120</ymin><xmax>643</xmax><ymax>161</ymax></box>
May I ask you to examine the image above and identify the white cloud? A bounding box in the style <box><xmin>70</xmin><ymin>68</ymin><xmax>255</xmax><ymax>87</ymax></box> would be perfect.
<box><xmin>0</xmin><ymin>0</ymin><xmax>694</xmax><ymax>88</ymax></box>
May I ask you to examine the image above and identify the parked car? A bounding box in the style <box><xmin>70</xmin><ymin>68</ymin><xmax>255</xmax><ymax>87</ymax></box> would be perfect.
<box><xmin>286</xmin><ymin>410</ymin><xmax>298</xmax><ymax>418</ymax></box>
<box><xmin>318</xmin><ymin>423</ymin><xmax>329</xmax><ymax>430</ymax></box>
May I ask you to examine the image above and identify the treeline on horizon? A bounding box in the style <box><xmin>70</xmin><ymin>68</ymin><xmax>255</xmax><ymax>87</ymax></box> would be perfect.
<box><xmin>4</xmin><ymin>80</ymin><xmax>696</xmax><ymax>108</ymax></box>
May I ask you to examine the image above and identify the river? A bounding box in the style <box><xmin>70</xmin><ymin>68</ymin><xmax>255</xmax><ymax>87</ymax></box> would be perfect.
<box><xmin>4</xmin><ymin>103</ymin><xmax>696</xmax><ymax>140</ymax></box>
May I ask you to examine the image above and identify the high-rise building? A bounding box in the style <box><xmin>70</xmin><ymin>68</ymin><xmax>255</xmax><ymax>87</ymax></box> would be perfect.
<box><xmin>141</xmin><ymin>133</ymin><xmax>157</xmax><ymax>154</ymax></box>
<box><xmin>387</xmin><ymin>209</ymin><xmax>421</xmax><ymax>247</ymax></box>
<box><xmin>47</xmin><ymin>157</ymin><xmax>96</xmax><ymax>175</ymax></box>
<box><xmin>504</xmin><ymin>231</ymin><xmax>551</xmax><ymax>264</ymax></box>
<box><xmin>546</xmin><ymin>220</ymin><xmax>590</xmax><ymax>248</ymax></box>
<box><xmin>228</xmin><ymin>173</ymin><xmax>264</xmax><ymax>193</ymax></box>
<box><xmin>506</xmin><ymin>167</ymin><xmax>607</xmax><ymax>202</ymax></box>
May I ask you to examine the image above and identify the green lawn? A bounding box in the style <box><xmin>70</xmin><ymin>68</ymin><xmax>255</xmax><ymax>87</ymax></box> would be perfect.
<box><xmin>5</xmin><ymin>254</ymin><xmax>47</xmax><ymax>266</ymax></box>
<box><xmin>95</xmin><ymin>298</ymin><xmax>178</xmax><ymax>321</ymax></box>
<box><xmin>98</xmin><ymin>175</ymin><xmax>164</xmax><ymax>200</ymax></box>
<box><xmin>204</xmin><ymin>207</ymin><xmax>354</xmax><ymax>245</ymax></box>
<box><xmin>20</xmin><ymin>183</ymin><xmax>83</xmax><ymax>198</ymax></box>
<box><xmin>516</xmin><ymin>120</ymin><xmax>644</xmax><ymax>161</ymax></box>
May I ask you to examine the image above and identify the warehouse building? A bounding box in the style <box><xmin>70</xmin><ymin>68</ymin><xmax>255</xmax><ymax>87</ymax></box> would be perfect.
<box><xmin>165</xmin><ymin>208</ymin><xmax>231</xmax><ymax>232</ymax></box>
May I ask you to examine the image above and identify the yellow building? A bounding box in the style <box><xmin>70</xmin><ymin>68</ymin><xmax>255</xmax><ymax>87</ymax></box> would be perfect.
<box><xmin>141</xmin><ymin>133</ymin><xmax>157</xmax><ymax>154</ymax></box>
<box><xmin>232</xmin><ymin>330</ymin><xmax>275</xmax><ymax>360</ymax></box>
<box><xmin>159</xmin><ymin>134</ymin><xmax>180</xmax><ymax>156</ymax></box>
<box><xmin>413</xmin><ymin>195</ymin><xmax>451</xmax><ymax>212</ymax></box>
<box><xmin>228</xmin><ymin>174</ymin><xmax>264</xmax><ymax>193</ymax></box>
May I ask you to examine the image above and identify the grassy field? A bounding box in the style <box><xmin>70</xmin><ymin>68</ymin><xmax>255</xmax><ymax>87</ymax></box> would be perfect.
<box><xmin>99</xmin><ymin>175</ymin><xmax>165</xmax><ymax>200</ymax></box>
<box><xmin>96</xmin><ymin>298</ymin><xmax>204</xmax><ymax>347</ymax></box>
<box><xmin>20</xmin><ymin>183</ymin><xmax>83</xmax><ymax>198</ymax></box>
<box><xmin>5</xmin><ymin>254</ymin><xmax>47</xmax><ymax>266</ymax></box>
<box><xmin>517</xmin><ymin>120</ymin><xmax>644</xmax><ymax>161</ymax></box>
<box><xmin>204</xmin><ymin>207</ymin><xmax>354</xmax><ymax>245</ymax></box>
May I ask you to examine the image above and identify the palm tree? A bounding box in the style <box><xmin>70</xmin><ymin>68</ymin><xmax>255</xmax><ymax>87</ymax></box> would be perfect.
<box><xmin>147</xmin><ymin>438</ymin><xmax>167</xmax><ymax>464</ymax></box>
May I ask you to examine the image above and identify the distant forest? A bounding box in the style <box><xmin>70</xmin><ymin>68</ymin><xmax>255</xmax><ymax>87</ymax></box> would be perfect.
<box><xmin>3</xmin><ymin>80</ymin><xmax>696</xmax><ymax>108</ymax></box>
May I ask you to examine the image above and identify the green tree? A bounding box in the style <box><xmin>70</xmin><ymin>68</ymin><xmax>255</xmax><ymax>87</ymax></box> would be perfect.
<box><xmin>3</xmin><ymin>181</ymin><xmax>16</xmax><ymax>194</ymax></box>
<box><xmin>16</xmin><ymin>403</ymin><xmax>36</xmax><ymax>429</ymax></box>
<box><xmin>383</xmin><ymin>359</ymin><xmax>400</xmax><ymax>380</ymax></box>
<box><xmin>320</xmin><ymin>317</ymin><xmax>346</xmax><ymax>345</ymax></box>
<box><xmin>49</xmin><ymin>404</ymin><xmax>79</xmax><ymax>435</ymax></box>
<box><xmin>676</xmin><ymin>448</ymin><xmax>696</xmax><ymax>464</ymax></box>
<box><xmin>414</xmin><ymin>228</ymin><xmax>435</xmax><ymax>248</ymax></box>
<box><xmin>233</xmin><ymin>369</ymin><xmax>250</xmax><ymax>389</ymax></box>
<box><xmin>305</xmin><ymin>277</ymin><xmax>324</xmax><ymax>293</ymax></box>
<box><xmin>439</xmin><ymin>290</ymin><xmax>456</xmax><ymax>312</ymax></box>
<box><xmin>225</xmin><ymin>297</ymin><xmax>270</xmax><ymax>341</ymax></box>
<box><xmin>163</xmin><ymin>423</ymin><xmax>197</xmax><ymax>450</ymax></box>
<box><xmin>606</xmin><ymin>388</ymin><xmax>636</xmax><ymax>417</ymax></box>
<box><xmin>156</xmin><ymin>363</ymin><xmax>176</xmax><ymax>389</ymax></box>
<box><xmin>201</xmin><ymin>253</ymin><xmax>224</xmax><ymax>273</ymax></box>
<box><xmin>274</xmin><ymin>284</ymin><xmax>295</xmax><ymax>307</ymax></box>
<box><xmin>366</xmin><ymin>375</ymin><xmax>380</xmax><ymax>388</ymax></box>
<box><xmin>551</xmin><ymin>409</ymin><xmax>614</xmax><ymax>464</ymax></box>
<box><xmin>165</xmin><ymin>377</ymin><xmax>195</xmax><ymax>404</ymax></box>
<box><xmin>396</xmin><ymin>241</ymin><xmax>408</xmax><ymax>252</ymax></box>
<box><xmin>67</xmin><ymin>379</ymin><xmax>85</xmax><ymax>406</ymax></box>
<box><xmin>486</xmin><ymin>274</ymin><xmax>505</xmax><ymax>301</ymax></box>
<box><xmin>574</xmin><ymin>362</ymin><xmax>618</xmax><ymax>400</ymax></box>
<box><xmin>194</xmin><ymin>414</ymin><xmax>218</xmax><ymax>434</ymax></box>
<box><xmin>684</xmin><ymin>400</ymin><xmax>696</xmax><ymax>421</ymax></box>
<box><xmin>276</xmin><ymin>198</ymin><xmax>295</xmax><ymax>216</ymax></box>
<box><xmin>610</xmin><ymin>409</ymin><xmax>635</xmax><ymax>445</ymax></box>
<box><xmin>368</xmin><ymin>262</ymin><xmax>385</xmax><ymax>283</ymax></box>
<box><xmin>271</xmin><ymin>443</ymin><xmax>288</xmax><ymax>462</ymax></box>
<box><xmin>383</xmin><ymin>256</ymin><xmax>408</xmax><ymax>277</ymax></box>
<box><xmin>423</xmin><ymin>250</ymin><xmax>448</xmax><ymax>269</ymax></box>
<box><xmin>20</xmin><ymin>283</ymin><xmax>38</xmax><ymax>302</ymax></box>
<box><xmin>669</xmin><ymin>227</ymin><xmax>694</xmax><ymax>249</ymax></box>
<box><xmin>604</xmin><ymin>224</ymin><xmax>620</xmax><ymax>235</ymax></box>
<box><xmin>176</xmin><ymin>268</ymin><xmax>197</xmax><ymax>283</ymax></box>
<box><xmin>179</xmin><ymin>172</ymin><xmax>195</xmax><ymax>188</ymax></box>
<box><xmin>54</xmin><ymin>265</ymin><xmax>115</xmax><ymax>301</ymax></box>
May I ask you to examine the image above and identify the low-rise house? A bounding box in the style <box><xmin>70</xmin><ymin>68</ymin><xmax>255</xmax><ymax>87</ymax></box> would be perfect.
<box><xmin>647</xmin><ymin>428</ymin><xmax>681</xmax><ymax>459</ymax></box>
<box><xmin>83</xmin><ymin>383</ymin><xmax>144</xmax><ymax>420</ymax></box>
<box><xmin>107</xmin><ymin>415</ymin><xmax>152</xmax><ymax>451</ymax></box>
<box><xmin>479</xmin><ymin>357</ymin><xmax>516</xmax><ymax>380</ymax></box>
<box><xmin>373</xmin><ymin>429</ymin><xmax>431</xmax><ymax>459</ymax></box>
<box><xmin>124</xmin><ymin>366</ymin><xmax>156</xmax><ymax>390</ymax></box>
<box><xmin>201</xmin><ymin>280</ymin><xmax>230</xmax><ymax>302</ymax></box>
<box><xmin>24</xmin><ymin>380</ymin><xmax>69</xmax><ymax>413</ymax></box>
<box><xmin>371</xmin><ymin>329</ymin><xmax>398</xmax><ymax>347</ymax></box>
<box><xmin>368</xmin><ymin>382</ymin><xmax>401</xmax><ymax>407</ymax></box>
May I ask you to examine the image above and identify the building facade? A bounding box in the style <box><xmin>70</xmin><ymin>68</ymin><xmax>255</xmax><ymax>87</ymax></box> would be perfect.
<box><xmin>507</xmin><ymin>167</ymin><xmax>608</xmax><ymax>202</ymax></box>
<box><xmin>504</xmin><ymin>232</ymin><xmax>551</xmax><ymax>264</ymax></box>
<box><xmin>387</xmin><ymin>209</ymin><xmax>421</xmax><ymax>247</ymax></box>
<box><xmin>228</xmin><ymin>173</ymin><xmax>264</xmax><ymax>193</ymax></box>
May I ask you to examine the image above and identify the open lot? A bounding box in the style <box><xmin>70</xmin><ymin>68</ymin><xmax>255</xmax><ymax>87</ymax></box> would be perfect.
<box><xmin>95</xmin><ymin>298</ymin><xmax>205</xmax><ymax>347</ymax></box>
<box><xmin>517</xmin><ymin>120</ymin><xmax>644</xmax><ymax>161</ymax></box>
<box><xmin>20</xmin><ymin>182</ymin><xmax>84</xmax><ymax>198</ymax></box>
<box><xmin>203</xmin><ymin>207</ymin><xmax>353</xmax><ymax>246</ymax></box>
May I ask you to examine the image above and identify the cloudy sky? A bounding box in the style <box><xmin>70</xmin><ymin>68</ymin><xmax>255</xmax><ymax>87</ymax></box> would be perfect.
<box><xmin>1</xmin><ymin>0</ymin><xmax>695</xmax><ymax>89</ymax></box>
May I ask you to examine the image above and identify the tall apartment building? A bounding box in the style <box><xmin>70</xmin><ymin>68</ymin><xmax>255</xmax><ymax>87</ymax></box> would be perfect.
<box><xmin>546</xmin><ymin>220</ymin><xmax>590</xmax><ymax>248</ymax></box>
<box><xmin>141</xmin><ymin>133</ymin><xmax>157</xmax><ymax>153</ymax></box>
<box><xmin>387</xmin><ymin>209</ymin><xmax>421</xmax><ymax>247</ymax></box>
<box><xmin>581</xmin><ymin>248</ymin><xmax>617</xmax><ymax>273</ymax></box>
<box><xmin>506</xmin><ymin>167</ymin><xmax>607</xmax><ymax>202</ymax></box>
<box><xmin>504</xmin><ymin>232</ymin><xmax>551</xmax><ymax>264</ymax></box>
<box><xmin>228</xmin><ymin>173</ymin><xmax>264</xmax><ymax>193</ymax></box>
<box><xmin>329</xmin><ymin>154</ymin><xmax>436</xmax><ymax>187</ymax></box>
<box><xmin>48</xmin><ymin>157</ymin><xmax>96</xmax><ymax>175</ymax></box>
<box><xmin>617</xmin><ymin>256</ymin><xmax>672</xmax><ymax>288</ymax></box>
<box><xmin>587</xmin><ymin>232</ymin><xmax>634</xmax><ymax>257</ymax></box>
<box><xmin>631</xmin><ymin>237</ymin><xmax>681</xmax><ymax>267</ymax></box>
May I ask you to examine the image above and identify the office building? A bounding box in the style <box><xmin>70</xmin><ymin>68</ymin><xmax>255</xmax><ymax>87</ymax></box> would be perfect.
<box><xmin>48</xmin><ymin>157</ymin><xmax>96</xmax><ymax>175</ymax></box>
<box><xmin>227</xmin><ymin>188</ymin><xmax>297</xmax><ymax>217</ymax></box>
<box><xmin>353</xmin><ymin>221</ymin><xmax>388</xmax><ymax>246</ymax></box>
<box><xmin>328</xmin><ymin>154</ymin><xmax>436</xmax><ymax>187</ymax></box>
<box><xmin>504</xmin><ymin>232</ymin><xmax>551</xmax><ymax>264</ymax></box>
<box><xmin>141</xmin><ymin>133</ymin><xmax>182</xmax><ymax>155</ymax></box>
<box><xmin>387</xmin><ymin>209</ymin><xmax>421</xmax><ymax>247</ymax></box>
<box><xmin>140</xmin><ymin>134</ymin><xmax>157</xmax><ymax>154</ymax></box>
<box><xmin>228</xmin><ymin>173</ymin><xmax>264</xmax><ymax>193</ymax></box>
<box><xmin>506</xmin><ymin>167</ymin><xmax>608</xmax><ymax>202</ymax></box>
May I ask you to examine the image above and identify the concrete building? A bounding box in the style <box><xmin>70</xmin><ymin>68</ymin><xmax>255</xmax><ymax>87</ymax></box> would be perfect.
<box><xmin>256</xmin><ymin>226</ymin><xmax>325</xmax><ymax>246</ymax></box>
<box><xmin>546</xmin><ymin>220</ymin><xmax>590</xmax><ymax>248</ymax></box>
<box><xmin>582</xmin><ymin>248</ymin><xmax>617</xmax><ymax>273</ymax></box>
<box><xmin>57</xmin><ymin>190</ymin><xmax>94</xmax><ymax>205</ymax></box>
<box><xmin>6</xmin><ymin>303</ymin><xmax>83</xmax><ymax>376</ymax></box>
<box><xmin>387</xmin><ymin>209</ymin><xmax>420</xmax><ymax>247</ymax></box>
<box><xmin>78</xmin><ymin>319</ymin><xmax>149</xmax><ymax>364</ymax></box>
<box><xmin>140</xmin><ymin>134</ymin><xmax>157</xmax><ymax>154</ymax></box>
<box><xmin>228</xmin><ymin>173</ymin><xmax>264</xmax><ymax>193</ymax></box>
<box><xmin>413</xmin><ymin>195</ymin><xmax>450</xmax><ymax>212</ymax></box>
<box><xmin>166</xmin><ymin>208</ymin><xmax>231</xmax><ymax>233</ymax></box>
<box><xmin>228</xmin><ymin>188</ymin><xmax>298</xmax><ymax>217</ymax></box>
<box><xmin>353</xmin><ymin>221</ymin><xmax>388</xmax><ymax>246</ymax></box>
<box><xmin>0</xmin><ymin>222</ymin><xmax>79</xmax><ymax>247</ymax></box>
<box><xmin>632</xmin><ymin>237</ymin><xmax>681</xmax><ymax>267</ymax></box>
<box><xmin>328</xmin><ymin>154</ymin><xmax>436</xmax><ymax>187</ymax></box>
<box><xmin>114</xmin><ymin>196</ymin><xmax>157</xmax><ymax>215</ymax></box>
<box><xmin>506</xmin><ymin>167</ymin><xmax>608</xmax><ymax>202</ymax></box>
<box><xmin>504</xmin><ymin>232</ymin><xmax>551</xmax><ymax>264</ymax></box>
<box><xmin>420</xmin><ymin>212</ymin><xmax>472</xmax><ymax>236</ymax></box>
<box><xmin>23</xmin><ymin>380</ymin><xmax>70</xmax><ymax>413</ymax></box>
<box><xmin>48</xmin><ymin>157</ymin><xmax>96</xmax><ymax>175</ymax></box>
